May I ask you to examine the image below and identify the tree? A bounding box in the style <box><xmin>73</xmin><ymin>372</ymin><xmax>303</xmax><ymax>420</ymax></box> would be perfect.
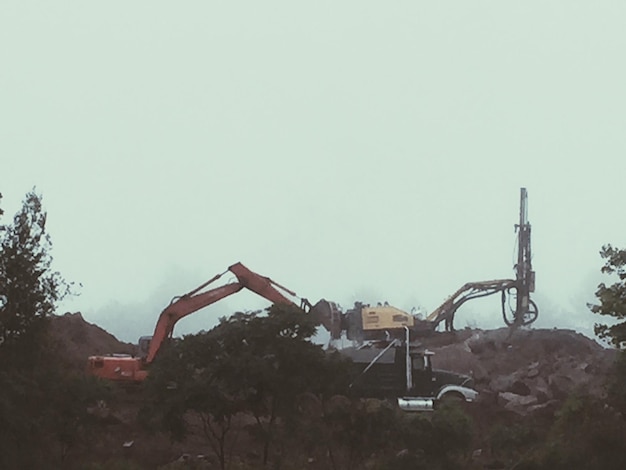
<box><xmin>589</xmin><ymin>244</ymin><xmax>626</xmax><ymax>348</ymax></box>
<box><xmin>141</xmin><ymin>304</ymin><xmax>349</xmax><ymax>469</ymax></box>
<box><xmin>0</xmin><ymin>189</ymin><xmax>85</xmax><ymax>468</ymax></box>
<box><xmin>524</xmin><ymin>394</ymin><xmax>626</xmax><ymax>470</ymax></box>
<box><xmin>0</xmin><ymin>189</ymin><xmax>70</xmax><ymax>367</ymax></box>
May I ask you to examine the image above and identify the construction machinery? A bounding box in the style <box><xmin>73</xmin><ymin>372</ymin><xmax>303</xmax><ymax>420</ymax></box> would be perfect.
<box><xmin>87</xmin><ymin>188</ymin><xmax>537</xmax><ymax>383</ymax></box>
<box><xmin>424</xmin><ymin>187</ymin><xmax>537</xmax><ymax>331</ymax></box>
<box><xmin>87</xmin><ymin>262</ymin><xmax>341</xmax><ymax>383</ymax></box>
<box><xmin>343</xmin><ymin>327</ymin><xmax>478</xmax><ymax>411</ymax></box>
<box><xmin>343</xmin><ymin>187</ymin><xmax>538</xmax><ymax>341</ymax></box>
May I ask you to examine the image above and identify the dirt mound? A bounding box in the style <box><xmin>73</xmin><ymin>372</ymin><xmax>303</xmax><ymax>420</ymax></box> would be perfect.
<box><xmin>48</xmin><ymin>311</ymin><xmax>135</xmax><ymax>372</ymax></box>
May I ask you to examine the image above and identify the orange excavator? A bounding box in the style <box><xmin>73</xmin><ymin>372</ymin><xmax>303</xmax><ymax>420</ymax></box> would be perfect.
<box><xmin>87</xmin><ymin>262</ymin><xmax>341</xmax><ymax>383</ymax></box>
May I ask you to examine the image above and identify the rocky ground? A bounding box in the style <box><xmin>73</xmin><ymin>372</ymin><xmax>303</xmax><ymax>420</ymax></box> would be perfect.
<box><xmin>416</xmin><ymin>327</ymin><xmax>616</xmax><ymax>416</ymax></box>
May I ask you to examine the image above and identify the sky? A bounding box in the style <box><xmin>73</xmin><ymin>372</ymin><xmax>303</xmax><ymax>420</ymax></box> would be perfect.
<box><xmin>2</xmin><ymin>2</ymin><xmax>626</xmax><ymax>344</ymax></box>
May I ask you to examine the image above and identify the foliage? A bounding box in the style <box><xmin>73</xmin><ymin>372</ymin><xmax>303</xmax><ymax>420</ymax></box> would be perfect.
<box><xmin>589</xmin><ymin>244</ymin><xmax>626</xmax><ymax>348</ymax></box>
<box><xmin>81</xmin><ymin>460</ymin><xmax>145</xmax><ymax>470</ymax></box>
<box><xmin>141</xmin><ymin>304</ymin><xmax>349</xmax><ymax>469</ymax></box>
<box><xmin>45</xmin><ymin>373</ymin><xmax>110</xmax><ymax>460</ymax></box>
<box><xmin>0</xmin><ymin>349</ymin><xmax>108</xmax><ymax>467</ymax></box>
<box><xmin>517</xmin><ymin>395</ymin><xmax>626</xmax><ymax>470</ymax></box>
<box><xmin>489</xmin><ymin>422</ymin><xmax>537</xmax><ymax>461</ymax></box>
<box><xmin>289</xmin><ymin>397</ymin><xmax>475</xmax><ymax>470</ymax></box>
<box><xmin>401</xmin><ymin>403</ymin><xmax>474</xmax><ymax>460</ymax></box>
<box><xmin>430</xmin><ymin>403</ymin><xmax>474</xmax><ymax>457</ymax></box>
<box><xmin>141</xmin><ymin>302</ymin><xmax>482</xmax><ymax>469</ymax></box>
<box><xmin>606</xmin><ymin>350</ymin><xmax>626</xmax><ymax>416</ymax></box>
<box><xmin>368</xmin><ymin>404</ymin><xmax>474</xmax><ymax>470</ymax></box>
<box><xmin>0</xmin><ymin>190</ymin><xmax>100</xmax><ymax>468</ymax></box>
<box><xmin>0</xmin><ymin>189</ymin><xmax>70</xmax><ymax>367</ymax></box>
<box><xmin>0</xmin><ymin>368</ymin><xmax>46</xmax><ymax>468</ymax></box>
<box><xmin>320</xmin><ymin>399</ymin><xmax>402</xmax><ymax>469</ymax></box>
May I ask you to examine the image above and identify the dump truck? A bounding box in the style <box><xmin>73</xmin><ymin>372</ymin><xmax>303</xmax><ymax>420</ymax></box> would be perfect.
<box><xmin>342</xmin><ymin>329</ymin><xmax>478</xmax><ymax>411</ymax></box>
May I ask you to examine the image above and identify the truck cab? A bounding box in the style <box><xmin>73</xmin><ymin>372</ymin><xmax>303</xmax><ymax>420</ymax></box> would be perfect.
<box><xmin>342</xmin><ymin>339</ymin><xmax>478</xmax><ymax>411</ymax></box>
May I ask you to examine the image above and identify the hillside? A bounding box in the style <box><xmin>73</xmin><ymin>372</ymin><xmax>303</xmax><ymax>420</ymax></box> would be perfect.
<box><xmin>49</xmin><ymin>312</ymin><xmax>135</xmax><ymax>371</ymax></box>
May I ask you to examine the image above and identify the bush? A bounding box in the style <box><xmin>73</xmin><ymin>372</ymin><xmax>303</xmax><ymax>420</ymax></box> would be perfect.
<box><xmin>522</xmin><ymin>395</ymin><xmax>626</xmax><ymax>470</ymax></box>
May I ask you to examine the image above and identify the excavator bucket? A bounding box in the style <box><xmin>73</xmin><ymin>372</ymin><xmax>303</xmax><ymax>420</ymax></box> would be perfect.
<box><xmin>309</xmin><ymin>299</ymin><xmax>343</xmax><ymax>339</ymax></box>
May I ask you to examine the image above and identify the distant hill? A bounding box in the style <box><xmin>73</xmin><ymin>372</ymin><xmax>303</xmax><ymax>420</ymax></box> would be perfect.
<box><xmin>48</xmin><ymin>311</ymin><xmax>135</xmax><ymax>372</ymax></box>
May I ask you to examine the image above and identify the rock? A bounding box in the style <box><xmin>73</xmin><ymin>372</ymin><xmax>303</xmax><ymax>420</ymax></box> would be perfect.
<box><xmin>500</xmin><ymin>392</ymin><xmax>539</xmax><ymax>413</ymax></box>
<box><xmin>489</xmin><ymin>374</ymin><xmax>517</xmax><ymax>393</ymax></box>
<box><xmin>510</xmin><ymin>380</ymin><xmax>531</xmax><ymax>396</ymax></box>
<box><xmin>535</xmin><ymin>389</ymin><xmax>550</xmax><ymax>404</ymax></box>
<box><xmin>548</xmin><ymin>374</ymin><xmax>575</xmax><ymax>399</ymax></box>
<box><xmin>396</xmin><ymin>449</ymin><xmax>409</xmax><ymax>458</ymax></box>
<box><xmin>518</xmin><ymin>395</ymin><xmax>539</xmax><ymax>406</ymax></box>
<box><xmin>534</xmin><ymin>376</ymin><xmax>551</xmax><ymax>398</ymax></box>
<box><xmin>527</xmin><ymin>400</ymin><xmax>560</xmax><ymax>416</ymax></box>
<box><xmin>527</xmin><ymin>369</ymin><xmax>540</xmax><ymax>379</ymax></box>
<box><xmin>499</xmin><ymin>392</ymin><xmax>522</xmax><ymax>404</ymax></box>
<box><xmin>527</xmin><ymin>366</ymin><xmax>540</xmax><ymax>379</ymax></box>
<box><xmin>470</xmin><ymin>363</ymin><xmax>490</xmax><ymax>382</ymax></box>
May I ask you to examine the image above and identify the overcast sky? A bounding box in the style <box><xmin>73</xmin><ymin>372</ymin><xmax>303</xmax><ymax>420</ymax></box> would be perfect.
<box><xmin>2</xmin><ymin>2</ymin><xmax>625</xmax><ymax>343</ymax></box>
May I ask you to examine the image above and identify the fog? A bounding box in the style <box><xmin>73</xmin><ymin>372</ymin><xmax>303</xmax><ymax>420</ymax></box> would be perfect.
<box><xmin>2</xmin><ymin>2</ymin><xmax>625</xmax><ymax>343</ymax></box>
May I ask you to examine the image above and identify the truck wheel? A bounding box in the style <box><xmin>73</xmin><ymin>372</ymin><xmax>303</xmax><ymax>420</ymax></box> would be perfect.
<box><xmin>438</xmin><ymin>392</ymin><xmax>465</xmax><ymax>408</ymax></box>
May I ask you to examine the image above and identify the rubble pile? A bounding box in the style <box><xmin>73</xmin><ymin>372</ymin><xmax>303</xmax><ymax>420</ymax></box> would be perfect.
<box><xmin>420</xmin><ymin>327</ymin><xmax>616</xmax><ymax>415</ymax></box>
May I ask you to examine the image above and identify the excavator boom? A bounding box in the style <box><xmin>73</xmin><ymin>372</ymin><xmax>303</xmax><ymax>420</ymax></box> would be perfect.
<box><xmin>144</xmin><ymin>262</ymin><xmax>311</xmax><ymax>364</ymax></box>
<box><xmin>228</xmin><ymin>262</ymin><xmax>310</xmax><ymax>309</ymax></box>
<box><xmin>145</xmin><ymin>281</ymin><xmax>244</xmax><ymax>363</ymax></box>
<box><xmin>88</xmin><ymin>262</ymin><xmax>318</xmax><ymax>383</ymax></box>
<box><xmin>424</xmin><ymin>279</ymin><xmax>516</xmax><ymax>330</ymax></box>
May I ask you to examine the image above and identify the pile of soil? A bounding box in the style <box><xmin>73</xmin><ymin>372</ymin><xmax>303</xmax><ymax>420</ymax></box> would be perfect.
<box><xmin>48</xmin><ymin>311</ymin><xmax>135</xmax><ymax>372</ymax></box>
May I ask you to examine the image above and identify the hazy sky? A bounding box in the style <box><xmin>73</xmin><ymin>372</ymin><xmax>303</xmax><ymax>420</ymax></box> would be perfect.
<box><xmin>2</xmin><ymin>2</ymin><xmax>625</xmax><ymax>343</ymax></box>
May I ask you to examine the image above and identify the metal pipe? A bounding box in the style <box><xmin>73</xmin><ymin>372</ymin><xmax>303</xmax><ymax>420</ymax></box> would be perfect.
<box><xmin>405</xmin><ymin>326</ymin><xmax>412</xmax><ymax>392</ymax></box>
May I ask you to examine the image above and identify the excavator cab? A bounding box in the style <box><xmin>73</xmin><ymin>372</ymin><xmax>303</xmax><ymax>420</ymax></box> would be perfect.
<box><xmin>138</xmin><ymin>336</ymin><xmax>152</xmax><ymax>360</ymax></box>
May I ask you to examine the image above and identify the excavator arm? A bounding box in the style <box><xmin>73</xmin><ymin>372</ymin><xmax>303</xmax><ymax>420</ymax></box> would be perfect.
<box><xmin>145</xmin><ymin>281</ymin><xmax>244</xmax><ymax>363</ymax></box>
<box><xmin>88</xmin><ymin>261</ymin><xmax>320</xmax><ymax>383</ymax></box>
<box><xmin>421</xmin><ymin>188</ymin><xmax>538</xmax><ymax>332</ymax></box>
<box><xmin>229</xmin><ymin>262</ymin><xmax>312</xmax><ymax>310</ymax></box>
<box><xmin>425</xmin><ymin>279</ymin><xmax>517</xmax><ymax>330</ymax></box>
<box><xmin>144</xmin><ymin>262</ymin><xmax>314</xmax><ymax>364</ymax></box>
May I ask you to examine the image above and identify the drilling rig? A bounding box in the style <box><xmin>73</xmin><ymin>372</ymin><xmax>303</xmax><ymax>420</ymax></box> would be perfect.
<box><xmin>342</xmin><ymin>187</ymin><xmax>538</xmax><ymax>341</ymax></box>
<box><xmin>425</xmin><ymin>187</ymin><xmax>538</xmax><ymax>331</ymax></box>
<box><xmin>508</xmin><ymin>187</ymin><xmax>537</xmax><ymax>326</ymax></box>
